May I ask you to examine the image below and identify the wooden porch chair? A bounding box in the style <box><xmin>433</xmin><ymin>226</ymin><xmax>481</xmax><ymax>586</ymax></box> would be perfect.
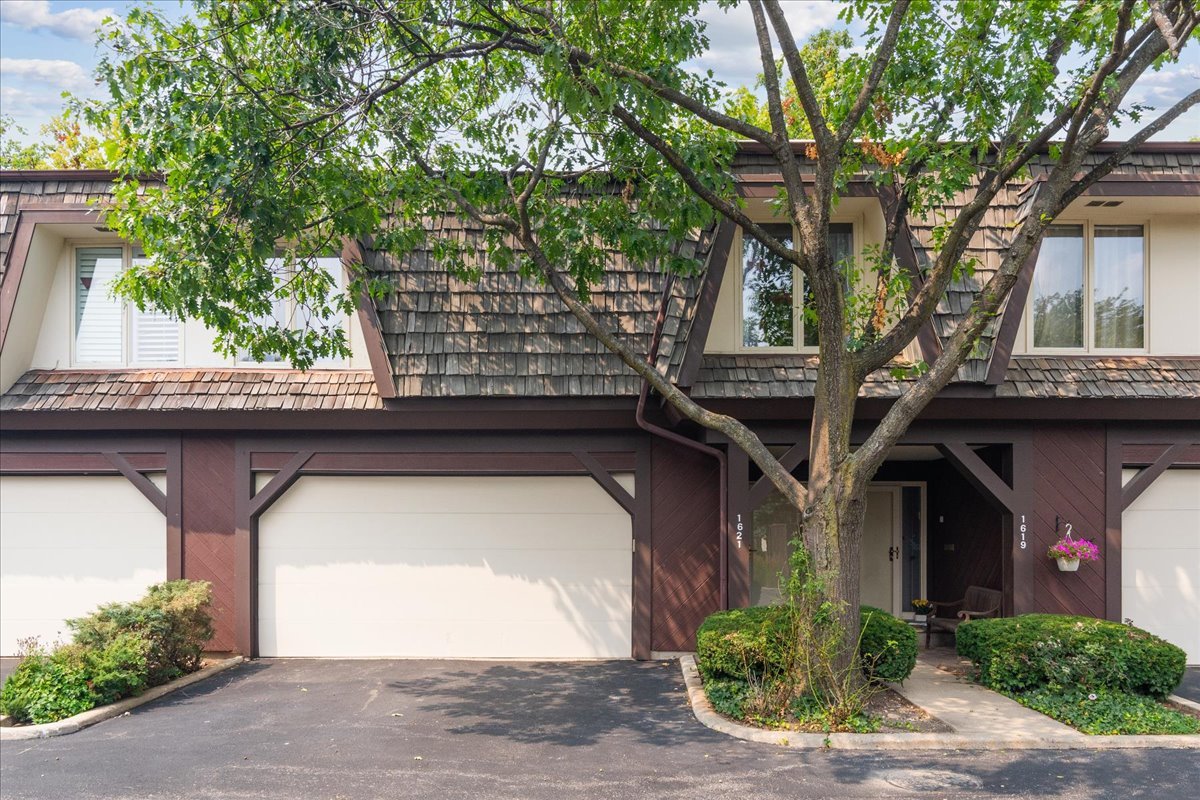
<box><xmin>926</xmin><ymin>585</ymin><xmax>1002</xmax><ymax>647</ymax></box>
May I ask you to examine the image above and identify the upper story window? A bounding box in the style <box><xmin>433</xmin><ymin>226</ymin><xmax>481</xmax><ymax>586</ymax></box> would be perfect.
<box><xmin>740</xmin><ymin>222</ymin><xmax>854</xmax><ymax>351</ymax></box>
<box><xmin>74</xmin><ymin>246</ymin><xmax>180</xmax><ymax>366</ymax></box>
<box><xmin>1031</xmin><ymin>223</ymin><xmax>1146</xmax><ymax>351</ymax></box>
<box><xmin>237</xmin><ymin>256</ymin><xmax>346</xmax><ymax>366</ymax></box>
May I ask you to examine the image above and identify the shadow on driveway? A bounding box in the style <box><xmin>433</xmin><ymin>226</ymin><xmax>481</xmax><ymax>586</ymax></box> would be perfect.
<box><xmin>1176</xmin><ymin>667</ymin><xmax>1200</xmax><ymax>703</ymax></box>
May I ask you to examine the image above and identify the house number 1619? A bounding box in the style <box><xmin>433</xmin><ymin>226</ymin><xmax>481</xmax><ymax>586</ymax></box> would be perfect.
<box><xmin>1019</xmin><ymin>515</ymin><xmax>1028</xmax><ymax>550</ymax></box>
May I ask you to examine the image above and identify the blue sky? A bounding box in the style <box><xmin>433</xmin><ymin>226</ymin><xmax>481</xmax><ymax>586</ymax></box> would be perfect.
<box><xmin>2</xmin><ymin>1</ymin><xmax>1197</xmax><ymax>146</ymax></box>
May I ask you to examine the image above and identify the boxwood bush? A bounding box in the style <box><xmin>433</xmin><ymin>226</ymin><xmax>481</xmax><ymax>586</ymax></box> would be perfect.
<box><xmin>0</xmin><ymin>580</ymin><xmax>212</xmax><ymax>725</ymax></box>
<box><xmin>956</xmin><ymin>614</ymin><xmax>1186</xmax><ymax>699</ymax></box>
<box><xmin>695</xmin><ymin>604</ymin><xmax>917</xmax><ymax>685</ymax></box>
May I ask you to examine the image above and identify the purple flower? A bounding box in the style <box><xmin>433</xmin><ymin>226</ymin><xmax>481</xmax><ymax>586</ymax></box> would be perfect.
<box><xmin>1047</xmin><ymin>537</ymin><xmax>1101</xmax><ymax>562</ymax></box>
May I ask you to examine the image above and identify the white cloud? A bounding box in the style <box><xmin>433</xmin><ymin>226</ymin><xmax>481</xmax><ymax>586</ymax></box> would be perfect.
<box><xmin>0</xmin><ymin>0</ymin><xmax>118</xmax><ymax>41</ymax></box>
<box><xmin>0</xmin><ymin>57</ymin><xmax>92</xmax><ymax>91</ymax></box>
<box><xmin>690</xmin><ymin>0</ymin><xmax>842</xmax><ymax>88</ymax></box>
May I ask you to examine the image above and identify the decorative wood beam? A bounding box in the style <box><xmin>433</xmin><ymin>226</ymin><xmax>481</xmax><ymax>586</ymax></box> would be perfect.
<box><xmin>248</xmin><ymin>450</ymin><xmax>314</xmax><ymax>518</ymax></box>
<box><xmin>573</xmin><ymin>450</ymin><xmax>635</xmax><ymax>514</ymax></box>
<box><xmin>985</xmin><ymin>239</ymin><xmax>1043</xmax><ymax>385</ymax></box>
<box><xmin>935</xmin><ymin>441</ymin><xmax>1017</xmax><ymax>513</ymax></box>
<box><xmin>748</xmin><ymin>438</ymin><xmax>808</xmax><ymax>508</ymax></box>
<box><xmin>102</xmin><ymin>450</ymin><xmax>168</xmax><ymax>515</ymax></box>
<box><xmin>1121</xmin><ymin>442</ymin><xmax>1187</xmax><ymax>511</ymax></box>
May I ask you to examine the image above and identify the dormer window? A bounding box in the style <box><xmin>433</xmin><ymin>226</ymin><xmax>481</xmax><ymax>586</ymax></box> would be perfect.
<box><xmin>74</xmin><ymin>246</ymin><xmax>180</xmax><ymax>366</ymax></box>
<box><xmin>236</xmin><ymin>256</ymin><xmax>347</xmax><ymax>366</ymax></box>
<box><xmin>1031</xmin><ymin>223</ymin><xmax>1146</xmax><ymax>351</ymax></box>
<box><xmin>739</xmin><ymin>223</ymin><xmax>854</xmax><ymax>351</ymax></box>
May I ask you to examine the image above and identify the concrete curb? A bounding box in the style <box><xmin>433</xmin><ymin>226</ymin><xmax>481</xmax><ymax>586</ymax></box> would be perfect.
<box><xmin>678</xmin><ymin>655</ymin><xmax>1200</xmax><ymax>750</ymax></box>
<box><xmin>1169</xmin><ymin>694</ymin><xmax>1200</xmax><ymax>714</ymax></box>
<box><xmin>0</xmin><ymin>656</ymin><xmax>244</xmax><ymax>741</ymax></box>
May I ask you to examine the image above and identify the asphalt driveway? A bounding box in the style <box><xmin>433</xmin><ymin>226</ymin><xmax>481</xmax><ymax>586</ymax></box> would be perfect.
<box><xmin>1174</xmin><ymin>666</ymin><xmax>1200</xmax><ymax>703</ymax></box>
<box><xmin>1</xmin><ymin>658</ymin><xmax>1197</xmax><ymax>800</ymax></box>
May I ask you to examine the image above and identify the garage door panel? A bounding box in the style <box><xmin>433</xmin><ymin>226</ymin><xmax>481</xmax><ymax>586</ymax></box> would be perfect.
<box><xmin>1121</xmin><ymin>510</ymin><xmax>1200</xmax><ymax>550</ymax></box>
<box><xmin>1122</xmin><ymin>469</ymin><xmax>1200</xmax><ymax>664</ymax></box>
<box><xmin>268</xmin><ymin>475</ymin><xmax>633</xmax><ymax>516</ymax></box>
<box><xmin>1122</xmin><ymin>550</ymin><xmax>1200</xmax><ymax>588</ymax></box>
<box><xmin>258</xmin><ymin>511</ymin><xmax>629</xmax><ymax>551</ymax></box>
<box><xmin>260</xmin><ymin>573</ymin><xmax>630</xmax><ymax>621</ymax></box>
<box><xmin>260</xmin><ymin>616</ymin><xmax>630</xmax><ymax>659</ymax></box>
<box><xmin>0</xmin><ymin>476</ymin><xmax>167</xmax><ymax>656</ymax></box>
<box><xmin>258</xmin><ymin>475</ymin><xmax>633</xmax><ymax>658</ymax></box>
<box><xmin>1</xmin><ymin>512</ymin><xmax>165</xmax><ymax>550</ymax></box>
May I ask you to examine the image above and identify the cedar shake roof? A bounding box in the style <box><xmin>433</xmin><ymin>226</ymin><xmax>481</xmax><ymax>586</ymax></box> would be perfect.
<box><xmin>690</xmin><ymin>355</ymin><xmax>1200</xmax><ymax>400</ymax></box>
<box><xmin>0</xmin><ymin>369</ymin><xmax>383</xmax><ymax>412</ymax></box>
<box><xmin>366</xmin><ymin>216</ymin><xmax>717</xmax><ymax>398</ymax></box>
<box><xmin>3</xmin><ymin>146</ymin><xmax>1198</xmax><ymax>407</ymax></box>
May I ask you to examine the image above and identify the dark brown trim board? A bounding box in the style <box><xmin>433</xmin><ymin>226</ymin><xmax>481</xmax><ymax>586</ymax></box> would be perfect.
<box><xmin>878</xmin><ymin>185</ymin><xmax>942</xmax><ymax>366</ymax></box>
<box><xmin>1</xmin><ymin>208</ymin><xmax>105</xmax><ymax>350</ymax></box>
<box><xmin>675</xmin><ymin>221</ymin><xmax>737</xmax><ymax>389</ymax></box>
<box><xmin>341</xmin><ymin>237</ymin><xmax>398</xmax><ymax>400</ymax></box>
<box><xmin>984</xmin><ymin>240</ymin><xmax>1043</xmax><ymax>385</ymax></box>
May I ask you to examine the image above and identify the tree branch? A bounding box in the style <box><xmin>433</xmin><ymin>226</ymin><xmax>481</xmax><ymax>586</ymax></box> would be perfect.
<box><xmin>836</xmin><ymin>1</ymin><xmax>910</xmax><ymax>147</ymax></box>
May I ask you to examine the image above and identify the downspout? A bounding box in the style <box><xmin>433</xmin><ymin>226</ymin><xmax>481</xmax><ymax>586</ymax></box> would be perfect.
<box><xmin>637</xmin><ymin>274</ymin><xmax>730</xmax><ymax>610</ymax></box>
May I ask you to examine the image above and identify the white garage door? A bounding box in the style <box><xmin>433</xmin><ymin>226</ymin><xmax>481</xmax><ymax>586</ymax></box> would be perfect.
<box><xmin>1122</xmin><ymin>468</ymin><xmax>1200</xmax><ymax>664</ymax></box>
<box><xmin>0</xmin><ymin>475</ymin><xmax>167</xmax><ymax>656</ymax></box>
<box><xmin>258</xmin><ymin>475</ymin><xmax>633</xmax><ymax>658</ymax></box>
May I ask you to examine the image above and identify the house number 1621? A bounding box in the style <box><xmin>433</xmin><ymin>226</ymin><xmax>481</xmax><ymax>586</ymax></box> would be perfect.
<box><xmin>735</xmin><ymin>514</ymin><xmax>744</xmax><ymax>549</ymax></box>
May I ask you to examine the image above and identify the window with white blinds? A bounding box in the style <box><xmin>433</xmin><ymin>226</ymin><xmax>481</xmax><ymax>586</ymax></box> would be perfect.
<box><xmin>74</xmin><ymin>248</ymin><xmax>125</xmax><ymax>364</ymax></box>
<box><xmin>130</xmin><ymin>250</ymin><xmax>181</xmax><ymax>364</ymax></box>
<box><xmin>74</xmin><ymin>247</ymin><xmax>180</xmax><ymax>365</ymax></box>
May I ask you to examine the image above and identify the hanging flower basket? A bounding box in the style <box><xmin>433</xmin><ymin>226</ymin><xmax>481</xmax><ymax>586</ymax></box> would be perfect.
<box><xmin>1047</xmin><ymin>535</ymin><xmax>1100</xmax><ymax>572</ymax></box>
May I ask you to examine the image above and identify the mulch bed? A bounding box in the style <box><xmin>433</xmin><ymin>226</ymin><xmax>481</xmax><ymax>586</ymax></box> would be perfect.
<box><xmin>866</xmin><ymin>687</ymin><xmax>953</xmax><ymax>733</ymax></box>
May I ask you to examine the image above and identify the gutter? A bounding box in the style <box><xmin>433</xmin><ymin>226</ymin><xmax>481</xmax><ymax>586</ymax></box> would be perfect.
<box><xmin>637</xmin><ymin>272</ymin><xmax>730</xmax><ymax>610</ymax></box>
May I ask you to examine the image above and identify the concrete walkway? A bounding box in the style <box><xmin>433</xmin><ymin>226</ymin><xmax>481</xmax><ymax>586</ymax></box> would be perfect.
<box><xmin>890</xmin><ymin>659</ymin><xmax>1081</xmax><ymax>740</ymax></box>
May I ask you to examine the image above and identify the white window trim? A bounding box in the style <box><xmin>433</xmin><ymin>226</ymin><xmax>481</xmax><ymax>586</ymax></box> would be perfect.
<box><xmin>1025</xmin><ymin>219</ymin><xmax>1151</xmax><ymax>355</ymax></box>
<box><xmin>70</xmin><ymin>241</ymin><xmax>185</xmax><ymax>368</ymax></box>
<box><xmin>731</xmin><ymin>218</ymin><xmax>861</xmax><ymax>355</ymax></box>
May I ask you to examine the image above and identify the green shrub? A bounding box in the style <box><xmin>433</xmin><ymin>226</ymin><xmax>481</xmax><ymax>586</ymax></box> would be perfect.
<box><xmin>695</xmin><ymin>605</ymin><xmax>917</xmax><ymax>685</ymax></box>
<box><xmin>859</xmin><ymin>606</ymin><xmax>918</xmax><ymax>683</ymax></box>
<box><xmin>703</xmin><ymin>677</ymin><xmax>751</xmax><ymax>719</ymax></box>
<box><xmin>80</xmin><ymin>633</ymin><xmax>151</xmax><ymax>705</ymax></box>
<box><xmin>957</xmin><ymin>614</ymin><xmax>1185</xmax><ymax>699</ymax></box>
<box><xmin>1015</xmin><ymin>688</ymin><xmax>1200</xmax><ymax>735</ymax></box>
<box><xmin>69</xmin><ymin>580</ymin><xmax>213</xmax><ymax>686</ymax></box>
<box><xmin>0</xmin><ymin>650</ymin><xmax>96</xmax><ymax>724</ymax></box>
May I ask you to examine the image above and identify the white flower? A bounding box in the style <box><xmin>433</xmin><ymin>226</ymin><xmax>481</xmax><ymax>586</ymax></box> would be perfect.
<box><xmin>1087</xmin><ymin>693</ymin><xmax>1098</xmax><ymax>701</ymax></box>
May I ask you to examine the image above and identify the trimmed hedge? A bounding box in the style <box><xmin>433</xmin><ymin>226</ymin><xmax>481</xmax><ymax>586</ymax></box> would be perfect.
<box><xmin>695</xmin><ymin>604</ymin><xmax>917</xmax><ymax>684</ymax></box>
<box><xmin>956</xmin><ymin>614</ymin><xmax>1186</xmax><ymax>699</ymax></box>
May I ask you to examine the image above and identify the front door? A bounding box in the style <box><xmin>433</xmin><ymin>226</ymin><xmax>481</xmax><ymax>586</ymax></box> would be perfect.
<box><xmin>861</xmin><ymin>487</ymin><xmax>901</xmax><ymax>613</ymax></box>
<box><xmin>861</xmin><ymin>485</ymin><xmax>925</xmax><ymax>617</ymax></box>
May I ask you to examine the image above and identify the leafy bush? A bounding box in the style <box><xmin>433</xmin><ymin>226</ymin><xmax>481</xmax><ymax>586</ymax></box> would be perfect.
<box><xmin>1015</xmin><ymin>688</ymin><xmax>1200</xmax><ymax>735</ymax></box>
<box><xmin>957</xmin><ymin>614</ymin><xmax>1185</xmax><ymax>699</ymax></box>
<box><xmin>703</xmin><ymin>677</ymin><xmax>751</xmax><ymax>719</ymax></box>
<box><xmin>859</xmin><ymin>606</ymin><xmax>918</xmax><ymax>683</ymax></box>
<box><xmin>695</xmin><ymin>605</ymin><xmax>917</xmax><ymax>685</ymax></box>
<box><xmin>0</xmin><ymin>648</ymin><xmax>95</xmax><ymax>724</ymax></box>
<box><xmin>0</xmin><ymin>580</ymin><xmax>212</xmax><ymax>725</ymax></box>
<box><xmin>69</xmin><ymin>580</ymin><xmax>213</xmax><ymax>686</ymax></box>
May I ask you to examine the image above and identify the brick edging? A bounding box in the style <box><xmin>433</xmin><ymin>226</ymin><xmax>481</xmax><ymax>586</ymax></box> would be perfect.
<box><xmin>0</xmin><ymin>656</ymin><xmax>244</xmax><ymax>741</ymax></box>
<box><xmin>677</xmin><ymin>655</ymin><xmax>1200</xmax><ymax>750</ymax></box>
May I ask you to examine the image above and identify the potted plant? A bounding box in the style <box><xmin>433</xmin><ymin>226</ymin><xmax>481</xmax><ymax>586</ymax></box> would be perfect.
<box><xmin>1047</xmin><ymin>536</ymin><xmax>1100</xmax><ymax>572</ymax></box>
<box><xmin>911</xmin><ymin>598</ymin><xmax>932</xmax><ymax>623</ymax></box>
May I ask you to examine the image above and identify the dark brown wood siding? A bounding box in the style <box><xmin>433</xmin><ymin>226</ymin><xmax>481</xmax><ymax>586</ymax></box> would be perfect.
<box><xmin>650</xmin><ymin>438</ymin><xmax>721</xmax><ymax>651</ymax></box>
<box><xmin>180</xmin><ymin>435</ymin><xmax>238</xmax><ymax>651</ymax></box>
<box><xmin>1030</xmin><ymin>423</ymin><xmax>1107</xmax><ymax>618</ymax></box>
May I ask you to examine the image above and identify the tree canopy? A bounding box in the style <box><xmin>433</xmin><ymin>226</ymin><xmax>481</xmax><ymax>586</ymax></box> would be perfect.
<box><xmin>87</xmin><ymin>0</ymin><xmax>1198</xmax><ymax>697</ymax></box>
